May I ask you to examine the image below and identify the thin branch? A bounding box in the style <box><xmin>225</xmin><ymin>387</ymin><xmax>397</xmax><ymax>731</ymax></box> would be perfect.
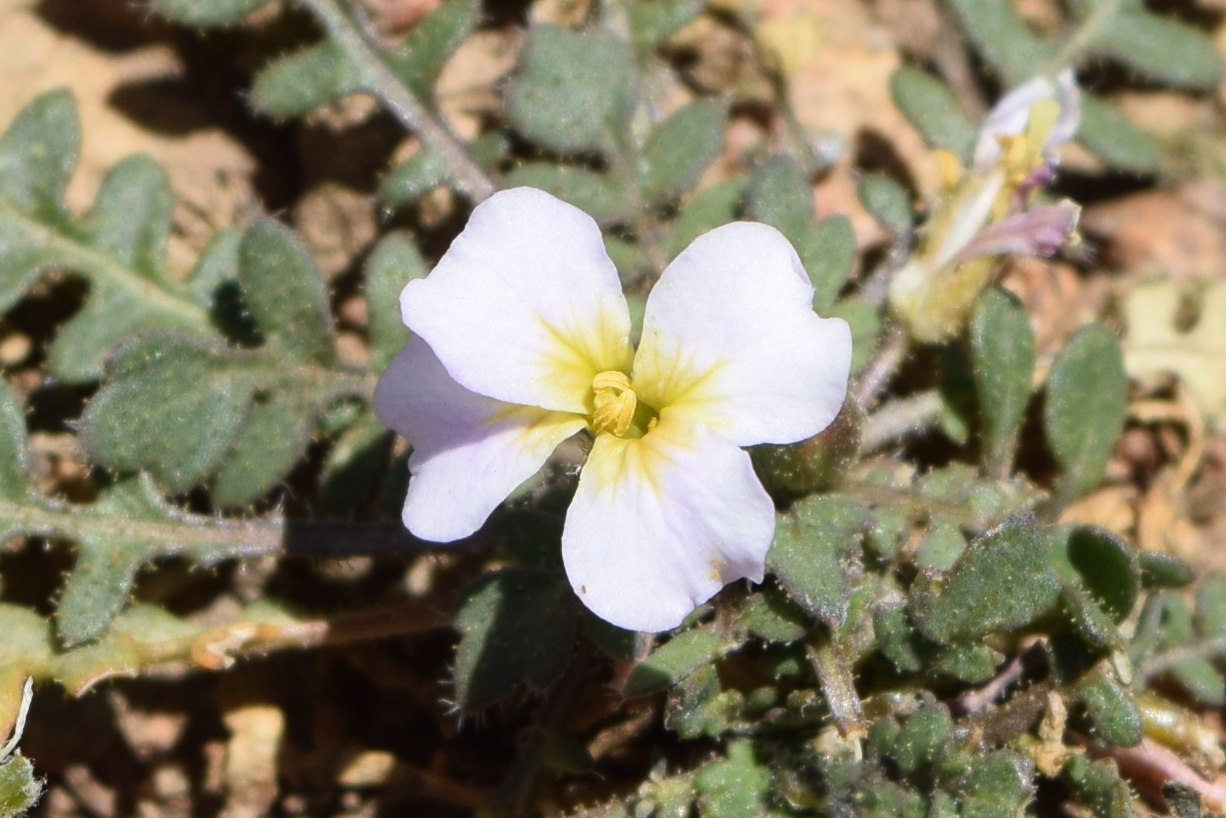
<box><xmin>860</xmin><ymin>388</ymin><xmax>944</xmax><ymax>452</ymax></box>
<box><xmin>1139</xmin><ymin>637</ymin><xmax>1226</xmax><ymax>682</ymax></box>
<box><xmin>853</xmin><ymin>325</ymin><xmax>909</xmax><ymax>410</ymax></box>
<box><xmin>296</xmin><ymin>0</ymin><xmax>496</xmax><ymax>202</ymax></box>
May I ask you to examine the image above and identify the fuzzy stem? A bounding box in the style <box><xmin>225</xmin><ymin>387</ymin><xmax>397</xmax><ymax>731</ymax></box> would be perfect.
<box><xmin>296</xmin><ymin>0</ymin><xmax>496</xmax><ymax>202</ymax></box>
<box><xmin>859</xmin><ymin>388</ymin><xmax>945</xmax><ymax>452</ymax></box>
<box><xmin>853</xmin><ymin>325</ymin><xmax>909</xmax><ymax>410</ymax></box>
<box><xmin>1138</xmin><ymin>636</ymin><xmax>1226</xmax><ymax>682</ymax></box>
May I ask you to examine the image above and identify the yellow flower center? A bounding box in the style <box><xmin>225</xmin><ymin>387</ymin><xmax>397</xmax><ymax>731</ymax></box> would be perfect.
<box><xmin>591</xmin><ymin>370</ymin><xmax>637</xmax><ymax>436</ymax></box>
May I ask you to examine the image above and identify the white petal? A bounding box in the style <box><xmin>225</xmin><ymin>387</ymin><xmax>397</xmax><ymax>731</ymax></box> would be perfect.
<box><xmin>972</xmin><ymin>69</ymin><xmax>1081</xmax><ymax>168</ymax></box>
<box><xmin>632</xmin><ymin>222</ymin><xmax>851</xmax><ymax>447</ymax></box>
<box><xmin>373</xmin><ymin>337</ymin><xmax>586</xmax><ymax>541</ymax></box>
<box><xmin>562</xmin><ymin>416</ymin><xmax>775</xmax><ymax>632</ymax></box>
<box><xmin>400</xmin><ymin>187</ymin><xmax>633</xmax><ymax>414</ymax></box>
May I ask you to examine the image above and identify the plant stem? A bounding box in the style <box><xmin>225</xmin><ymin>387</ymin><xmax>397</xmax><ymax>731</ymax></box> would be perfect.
<box><xmin>860</xmin><ymin>388</ymin><xmax>945</xmax><ymax>452</ymax></box>
<box><xmin>1139</xmin><ymin>636</ymin><xmax>1226</xmax><ymax>681</ymax></box>
<box><xmin>297</xmin><ymin>0</ymin><xmax>496</xmax><ymax>203</ymax></box>
<box><xmin>1043</xmin><ymin>0</ymin><xmax>1122</xmax><ymax>77</ymax></box>
<box><xmin>808</xmin><ymin>637</ymin><xmax>866</xmax><ymax>740</ymax></box>
<box><xmin>853</xmin><ymin>325</ymin><xmax>909</xmax><ymax>410</ymax></box>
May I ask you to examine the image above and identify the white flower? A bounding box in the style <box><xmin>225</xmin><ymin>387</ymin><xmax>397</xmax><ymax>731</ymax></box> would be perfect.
<box><xmin>972</xmin><ymin>68</ymin><xmax>1081</xmax><ymax>169</ymax></box>
<box><xmin>373</xmin><ymin>187</ymin><xmax>852</xmax><ymax>632</ymax></box>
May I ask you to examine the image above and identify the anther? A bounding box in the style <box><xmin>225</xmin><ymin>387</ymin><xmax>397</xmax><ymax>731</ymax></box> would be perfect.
<box><xmin>591</xmin><ymin>370</ymin><xmax>636</xmax><ymax>436</ymax></box>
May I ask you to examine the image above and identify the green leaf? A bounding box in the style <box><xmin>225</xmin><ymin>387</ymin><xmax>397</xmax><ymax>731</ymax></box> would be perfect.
<box><xmin>910</xmin><ymin>516</ymin><xmax>1062</xmax><ymax>644</ymax></box>
<box><xmin>86</xmin><ymin>154</ymin><xmax>173</xmax><ymax>278</ymax></box>
<box><xmin>0</xmin><ymin>755</ymin><xmax>41</xmax><ymax>818</ymax></box>
<box><xmin>959</xmin><ymin>752</ymin><xmax>1034</xmax><ymax>818</ymax></box>
<box><xmin>629</xmin><ymin>0</ymin><xmax>703</xmax><ymax>54</ymax></box>
<box><xmin>379</xmin><ymin>150</ymin><xmax>448</xmax><ymax>205</ymax></box>
<box><xmin>1065</xmin><ymin>755</ymin><xmax>1137</xmax><ymax>818</ymax></box>
<box><xmin>81</xmin><ymin>334</ymin><xmax>257</xmax><ymax>491</ymax></box>
<box><xmin>1063</xmin><ymin>526</ymin><xmax>1139</xmax><ymax>624</ymax></box>
<box><xmin>625</xmin><ymin>623</ymin><xmax>732</xmax><ymax>697</ymax></box>
<box><xmin>933</xmin><ymin>643</ymin><xmax>1003</xmax><ymax>683</ymax></box>
<box><xmin>238</xmin><ymin>219</ymin><xmax>335</xmax><ymax>364</ymax></box>
<box><xmin>187</xmin><ymin>227</ymin><xmax>242</xmax><ymax>309</ymax></box>
<box><xmin>502</xmin><ymin>164</ymin><xmax>631</xmax><ymax>226</ymax></box>
<box><xmin>894</xmin><ymin>703</ymin><xmax>951</xmax><ymax>774</ymax></box>
<box><xmin>1045</xmin><ymin>324</ymin><xmax>1128</xmax><ymax>503</ymax></box>
<box><xmin>889</xmin><ymin>68</ymin><xmax>977</xmax><ymax>162</ymax></box>
<box><xmin>250</xmin><ymin>41</ymin><xmax>362</xmax><ymax>119</ymax></box>
<box><xmin>452</xmin><ymin>568</ymin><xmax>577</xmax><ymax>709</ymax></box>
<box><xmin>746</xmin><ymin>155</ymin><xmax>813</xmax><ymax>241</ymax></box>
<box><xmin>0</xmin><ymin>88</ymin><xmax>78</xmax><ymax>221</ymax></box>
<box><xmin>505</xmin><ymin>25</ymin><xmax>635</xmax><ymax>154</ymax></box>
<box><xmin>829</xmin><ymin>297</ymin><xmax>882</xmax><ymax>375</ymax></box>
<box><xmin>945</xmin><ymin>0</ymin><xmax>1050</xmax><ymax>84</ymax></box>
<box><xmin>857</xmin><ymin>173</ymin><xmax>912</xmax><ymax>237</ymax></box>
<box><xmin>737</xmin><ymin>585</ymin><xmax>810</xmax><ymax>644</ymax></box>
<box><xmin>0</xmin><ymin>386</ymin><xmax>29</xmax><ymax>504</ymax></box>
<box><xmin>799</xmin><ymin>216</ymin><xmax>856</xmax><ymax>312</ymax></box>
<box><xmin>149</xmin><ymin>0</ymin><xmax>271</xmax><ymax>26</ymax></box>
<box><xmin>695</xmin><ymin>741</ymin><xmax>770</xmax><ymax>818</ymax></box>
<box><xmin>970</xmin><ymin>288</ymin><xmax>1035</xmax><ymax>471</ymax></box>
<box><xmin>1077</xmin><ymin>96</ymin><xmax>1163</xmax><ymax>175</ymax></box>
<box><xmin>664</xmin><ymin>178</ymin><xmax>746</xmax><ymax>258</ymax></box>
<box><xmin>0</xmin><ymin>93</ymin><xmax>216</xmax><ymax>380</ymax></box>
<box><xmin>365</xmin><ymin>232</ymin><xmax>426</xmax><ymax>370</ymax></box>
<box><xmin>211</xmin><ymin>389</ymin><xmax>317</xmax><ymax>507</ymax></box>
<box><xmin>318</xmin><ymin>411</ymin><xmax>393</xmax><ymax>515</ymax></box>
<box><xmin>1138</xmin><ymin>551</ymin><xmax>1196</xmax><ymax>590</ymax></box>
<box><xmin>1196</xmin><ymin>575</ymin><xmax>1226</xmax><ymax>638</ymax></box>
<box><xmin>766</xmin><ymin>495</ymin><xmax>867</xmax><ymax>628</ymax></box>
<box><xmin>640</xmin><ymin>99</ymin><xmax>725</xmax><ymax>206</ymax></box>
<box><xmin>874</xmin><ymin>606</ymin><xmax>926</xmax><ymax>673</ymax></box>
<box><xmin>386</xmin><ymin>0</ymin><xmax>480</xmax><ymax>102</ymax></box>
<box><xmin>1089</xmin><ymin>11</ymin><xmax>1224</xmax><ymax>90</ymax></box>
<box><xmin>1074</xmin><ymin>663</ymin><xmax>1142</xmax><ymax>747</ymax></box>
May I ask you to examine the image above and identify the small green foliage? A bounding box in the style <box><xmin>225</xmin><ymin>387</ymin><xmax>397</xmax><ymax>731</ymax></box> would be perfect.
<box><xmin>1062</xmin><ymin>526</ymin><xmax>1139</xmax><ymax>624</ymax></box>
<box><xmin>1073</xmin><ymin>663</ymin><xmax>1142</xmax><ymax>747</ymax></box>
<box><xmin>629</xmin><ymin>0</ymin><xmax>703</xmax><ymax>54</ymax></box>
<box><xmin>0</xmin><ymin>755</ymin><xmax>41</xmax><ymax>818</ymax></box>
<box><xmin>737</xmin><ymin>585</ymin><xmax>810</xmax><ymax>644</ymax></box>
<box><xmin>893</xmin><ymin>703</ymin><xmax>951</xmax><ymax>774</ymax></box>
<box><xmin>1045</xmin><ymin>324</ymin><xmax>1128</xmax><ymax>504</ymax></box>
<box><xmin>639</xmin><ymin>100</ymin><xmax>725</xmax><ymax>206</ymax></box>
<box><xmin>970</xmin><ymin>288</ymin><xmax>1035</xmax><ymax>472</ymax></box>
<box><xmin>625</xmin><ymin>623</ymin><xmax>733</xmax><ymax>698</ymax></box>
<box><xmin>386</xmin><ymin>0</ymin><xmax>480</xmax><ymax>102</ymax></box>
<box><xmin>1139</xmin><ymin>550</ymin><xmax>1197</xmax><ymax>590</ymax></box>
<box><xmin>0</xmin><ymin>88</ymin><xmax>78</xmax><ymax>221</ymax></box>
<box><xmin>502</xmin><ymin>165</ymin><xmax>631</xmax><ymax>226</ymax></box>
<box><xmin>958</xmin><ymin>752</ymin><xmax>1034</xmax><ymax>818</ymax></box>
<box><xmin>1064</xmin><ymin>755</ymin><xmax>1137</xmax><ymax>818</ymax></box>
<box><xmin>149</xmin><ymin>0</ymin><xmax>271</xmax><ymax>25</ymax></box>
<box><xmin>250</xmin><ymin>42</ymin><xmax>362</xmax><ymax>119</ymax></box>
<box><xmin>664</xmin><ymin>178</ymin><xmax>746</xmax><ymax>258</ymax></box>
<box><xmin>888</xmin><ymin>68</ymin><xmax>977</xmax><ymax>162</ymax></box>
<box><xmin>452</xmin><ymin>568</ymin><xmax>578</xmax><ymax>710</ymax></box>
<box><xmin>380</xmin><ymin>150</ymin><xmax>449</xmax><ymax>205</ymax></box>
<box><xmin>1076</xmin><ymin>97</ymin><xmax>1163</xmax><ymax>175</ymax></box>
<box><xmin>746</xmin><ymin>156</ymin><xmax>856</xmax><ymax>310</ymax></box>
<box><xmin>364</xmin><ymin>231</ymin><xmax>426</xmax><ymax>371</ymax></box>
<box><xmin>766</xmin><ymin>495</ymin><xmax>867</xmax><ymax>628</ymax></box>
<box><xmin>857</xmin><ymin>173</ymin><xmax>913</xmax><ymax>238</ymax></box>
<box><xmin>505</xmin><ymin>25</ymin><xmax>635</xmax><ymax>155</ymax></box>
<box><xmin>1087</xmin><ymin>10</ymin><xmax>1224</xmax><ymax>91</ymax></box>
<box><xmin>82</xmin><ymin>218</ymin><xmax>366</xmax><ymax>505</ymax></box>
<box><xmin>910</xmin><ymin>517</ymin><xmax>1062</xmax><ymax>644</ymax></box>
<box><xmin>694</xmin><ymin>741</ymin><xmax>770</xmax><ymax>818</ymax></box>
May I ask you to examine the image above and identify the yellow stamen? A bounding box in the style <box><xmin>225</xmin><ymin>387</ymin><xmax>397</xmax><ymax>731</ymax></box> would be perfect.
<box><xmin>933</xmin><ymin>150</ymin><xmax>964</xmax><ymax>190</ymax></box>
<box><xmin>591</xmin><ymin>370</ymin><xmax>637</xmax><ymax>436</ymax></box>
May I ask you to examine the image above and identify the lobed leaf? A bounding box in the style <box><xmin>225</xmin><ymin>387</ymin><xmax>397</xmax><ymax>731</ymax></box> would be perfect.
<box><xmin>970</xmin><ymin>288</ymin><xmax>1035</xmax><ymax>472</ymax></box>
<box><xmin>452</xmin><ymin>568</ymin><xmax>578</xmax><ymax>710</ymax></box>
<box><xmin>889</xmin><ymin>68</ymin><xmax>977</xmax><ymax>162</ymax></box>
<box><xmin>1045</xmin><ymin>324</ymin><xmax>1128</xmax><ymax>503</ymax></box>
<box><xmin>766</xmin><ymin>495</ymin><xmax>867</xmax><ymax>628</ymax></box>
<box><xmin>639</xmin><ymin>99</ymin><xmax>725</xmax><ymax>206</ymax></box>
<box><xmin>505</xmin><ymin>25</ymin><xmax>635</xmax><ymax>154</ymax></box>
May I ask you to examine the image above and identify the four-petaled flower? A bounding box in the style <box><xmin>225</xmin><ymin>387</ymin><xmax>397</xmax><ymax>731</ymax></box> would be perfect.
<box><xmin>373</xmin><ymin>188</ymin><xmax>852</xmax><ymax>632</ymax></box>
